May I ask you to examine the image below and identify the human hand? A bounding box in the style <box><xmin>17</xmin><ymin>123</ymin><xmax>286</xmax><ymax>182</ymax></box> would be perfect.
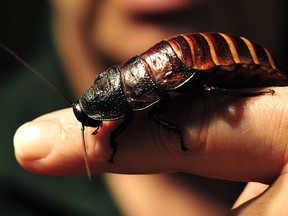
<box><xmin>14</xmin><ymin>87</ymin><xmax>288</xmax><ymax>214</ymax></box>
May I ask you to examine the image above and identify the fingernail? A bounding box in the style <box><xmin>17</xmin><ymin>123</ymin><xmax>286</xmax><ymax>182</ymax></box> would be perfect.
<box><xmin>14</xmin><ymin>121</ymin><xmax>59</xmax><ymax>161</ymax></box>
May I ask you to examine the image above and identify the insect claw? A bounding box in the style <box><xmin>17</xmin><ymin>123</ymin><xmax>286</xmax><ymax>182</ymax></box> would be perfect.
<box><xmin>108</xmin><ymin>141</ymin><xmax>117</xmax><ymax>163</ymax></box>
<box><xmin>109</xmin><ymin>157</ymin><xmax>115</xmax><ymax>164</ymax></box>
<box><xmin>266</xmin><ymin>89</ymin><xmax>275</xmax><ymax>95</ymax></box>
<box><xmin>92</xmin><ymin>130</ymin><xmax>98</xmax><ymax>135</ymax></box>
<box><xmin>181</xmin><ymin>144</ymin><xmax>189</xmax><ymax>151</ymax></box>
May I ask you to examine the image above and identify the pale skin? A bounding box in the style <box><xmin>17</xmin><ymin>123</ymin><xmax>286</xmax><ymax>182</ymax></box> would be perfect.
<box><xmin>14</xmin><ymin>0</ymin><xmax>288</xmax><ymax>215</ymax></box>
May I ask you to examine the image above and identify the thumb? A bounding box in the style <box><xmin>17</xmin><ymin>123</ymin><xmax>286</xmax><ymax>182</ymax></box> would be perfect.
<box><xmin>231</xmin><ymin>164</ymin><xmax>288</xmax><ymax>215</ymax></box>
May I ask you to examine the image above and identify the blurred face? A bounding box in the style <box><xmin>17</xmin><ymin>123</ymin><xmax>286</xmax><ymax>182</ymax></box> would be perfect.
<box><xmin>51</xmin><ymin>0</ymin><xmax>282</xmax><ymax>96</ymax></box>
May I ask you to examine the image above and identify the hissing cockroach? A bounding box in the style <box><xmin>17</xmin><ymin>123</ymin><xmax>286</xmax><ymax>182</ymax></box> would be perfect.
<box><xmin>2</xmin><ymin>32</ymin><xmax>287</xmax><ymax>178</ymax></box>
<box><xmin>73</xmin><ymin>32</ymin><xmax>288</xmax><ymax>163</ymax></box>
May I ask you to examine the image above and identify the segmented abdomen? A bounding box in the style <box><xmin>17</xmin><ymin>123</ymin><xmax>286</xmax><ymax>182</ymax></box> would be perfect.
<box><xmin>167</xmin><ymin>33</ymin><xmax>276</xmax><ymax>70</ymax></box>
<box><xmin>141</xmin><ymin>32</ymin><xmax>287</xmax><ymax>89</ymax></box>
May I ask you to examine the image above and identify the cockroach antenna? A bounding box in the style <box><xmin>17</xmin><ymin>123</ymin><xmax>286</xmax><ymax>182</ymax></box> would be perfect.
<box><xmin>0</xmin><ymin>43</ymin><xmax>72</xmax><ymax>105</ymax></box>
<box><xmin>0</xmin><ymin>43</ymin><xmax>92</xmax><ymax>180</ymax></box>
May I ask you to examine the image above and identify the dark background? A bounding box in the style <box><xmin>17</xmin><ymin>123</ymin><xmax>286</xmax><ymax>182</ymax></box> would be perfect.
<box><xmin>0</xmin><ymin>1</ymin><xmax>287</xmax><ymax>215</ymax></box>
<box><xmin>0</xmin><ymin>2</ymin><xmax>120</xmax><ymax>215</ymax></box>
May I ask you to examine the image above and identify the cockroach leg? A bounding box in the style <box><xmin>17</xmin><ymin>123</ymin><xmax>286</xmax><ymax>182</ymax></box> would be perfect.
<box><xmin>148</xmin><ymin>95</ymin><xmax>188</xmax><ymax>151</ymax></box>
<box><xmin>109</xmin><ymin>111</ymin><xmax>133</xmax><ymax>163</ymax></box>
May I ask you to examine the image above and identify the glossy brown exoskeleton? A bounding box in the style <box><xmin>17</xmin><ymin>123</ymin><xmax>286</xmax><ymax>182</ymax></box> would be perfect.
<box><xmin>73</xmin><ymin>32</ymin><xmax>288</xmax><ymax>163</ymax></box>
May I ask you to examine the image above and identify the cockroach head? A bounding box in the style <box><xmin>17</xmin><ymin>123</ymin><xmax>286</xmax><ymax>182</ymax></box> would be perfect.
<box><xmin>72</xmin><ymin>101</ymin><xmax>102</xmax><ymax>127</ymax></box>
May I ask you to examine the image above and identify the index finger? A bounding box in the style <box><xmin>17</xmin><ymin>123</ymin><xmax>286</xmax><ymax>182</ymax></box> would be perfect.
<box><xmin>14</xmin><ymin>87</ymin><xmax>288</xmax><ymax>182</ymax></box>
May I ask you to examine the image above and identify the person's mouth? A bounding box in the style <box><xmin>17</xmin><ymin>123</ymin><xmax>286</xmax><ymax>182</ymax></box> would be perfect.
<box><xmin>119</xmin><ymin>0</ymin><xmax>202</xmax><ymax>14</ymax></box>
